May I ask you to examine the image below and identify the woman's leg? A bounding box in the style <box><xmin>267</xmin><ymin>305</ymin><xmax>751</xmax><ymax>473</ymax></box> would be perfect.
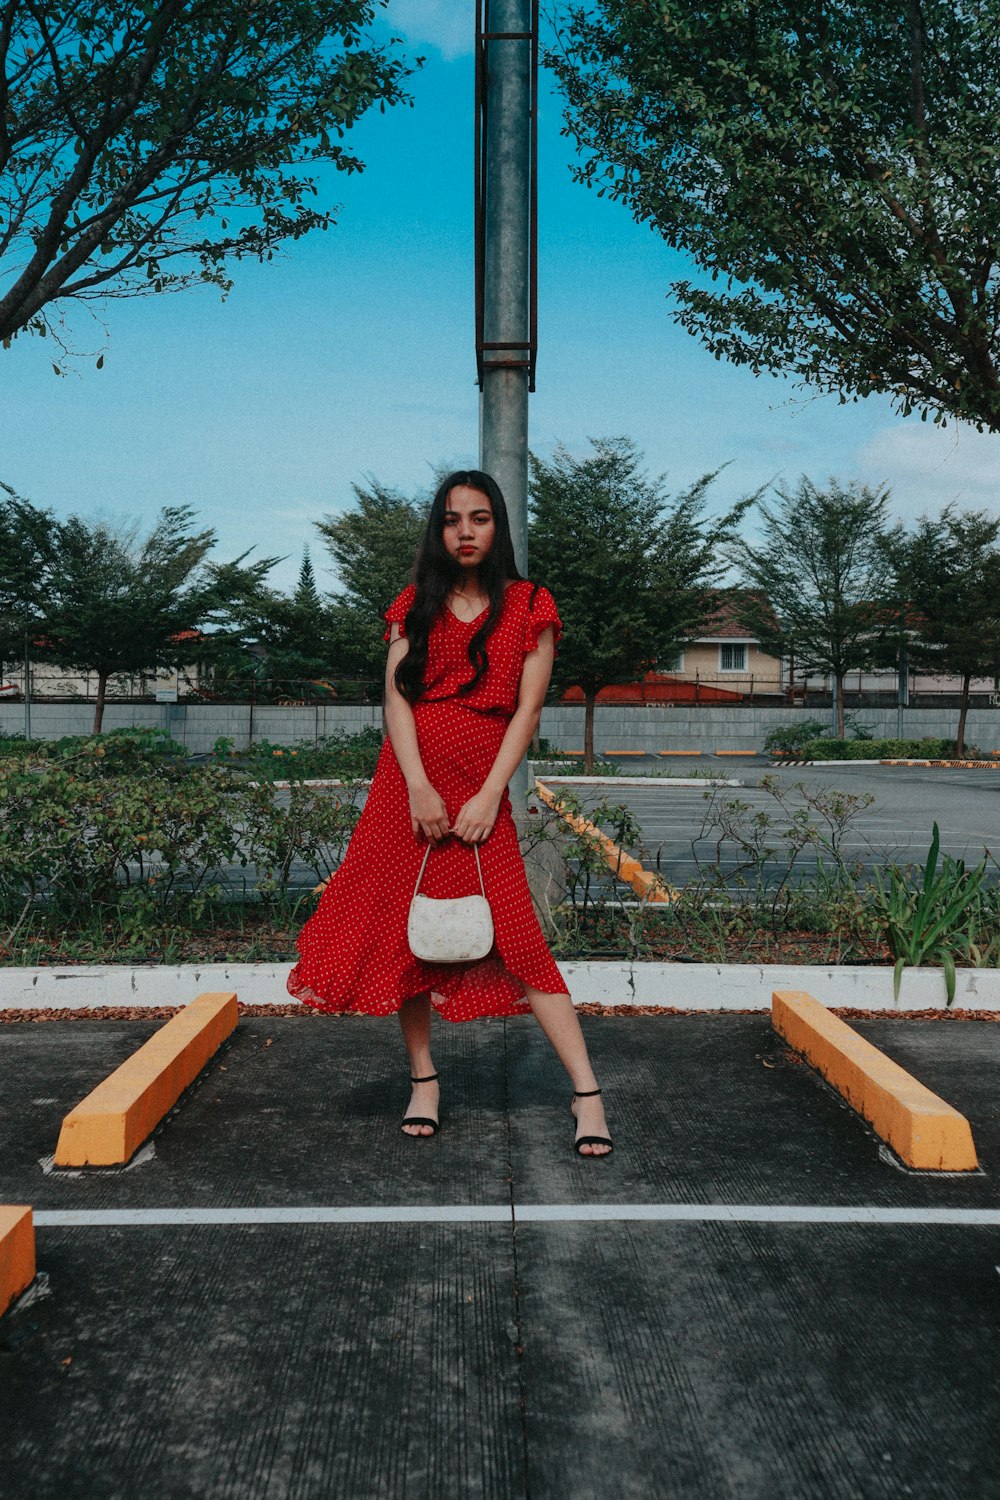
<box><xmin>398</xmin><ymin>991</ymin><xmax>439</xmax><ymax>1136</ymax></box>
<box><xmin>522</xmin><ymin>987</ymin><xmax>612</xmax><ymax>1155</ymax></box>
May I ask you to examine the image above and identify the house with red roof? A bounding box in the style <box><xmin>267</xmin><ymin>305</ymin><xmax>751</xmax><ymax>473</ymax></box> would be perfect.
<box><xmin>559</xmin><ymin>590</ymin><xmax>785</xmax><ymax>705</ymax></box>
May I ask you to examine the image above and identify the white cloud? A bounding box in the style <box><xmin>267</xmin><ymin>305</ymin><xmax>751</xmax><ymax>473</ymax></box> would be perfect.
<box><xmin>384</xmin><ymin>0</ymin><xmax>474</xmax><ymax>60</ymax></box>
<box><xmin>855</xmin><ymin>420</ymin><xmax>1000</xmax><ymax>522</ymax></box>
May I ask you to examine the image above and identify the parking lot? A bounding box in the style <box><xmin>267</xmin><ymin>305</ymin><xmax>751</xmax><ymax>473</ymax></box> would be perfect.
<box><xmin>559</xmin><ymin>757</ymin><xmax>1000</xmax><ymax>888</ymax></box>
<box><xmin>3</xmin><ymin>1010</ymin><xmax>1000</xmax><ymax>1498</ymax></box>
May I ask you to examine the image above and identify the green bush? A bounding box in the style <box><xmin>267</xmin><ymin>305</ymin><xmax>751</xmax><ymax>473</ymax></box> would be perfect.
<box><xmin>0</xmin><ymin>733</ymin><xmax>43</xmax><ymax>758</ymax></box>
<box><xmin>32</xmin><ymin>726</ymin><xmax>188</xmax><ymax>766</ymax></box>
<box><xmin>0</xmin><ymin>740</ymin><xmax>362</xmax><ymax>920</ymax></box>
<box><xmin>211</xmin><ymin>728</ymin><xmax>383</xmax><ymax>780</ymax></box>
<box><xmin>0</xmin><ymin>727</ymin><xmax>190</xmax><ymax>763</ymax></box>
<box><xmin>763</xmin><ymin>719</ymin><xmax>831</xmax><ymax>754</ymax></box>
<box><xmin>798</xmin><ymin>737</ymin><xmax>964</xmax><ymax>760</ymax></box>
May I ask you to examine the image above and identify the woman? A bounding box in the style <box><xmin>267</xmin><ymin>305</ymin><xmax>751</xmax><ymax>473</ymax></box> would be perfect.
<box><xmin>288</xmin><ymin>470</ymin><xmax>612</xmax><ymax>1156</ymax></box>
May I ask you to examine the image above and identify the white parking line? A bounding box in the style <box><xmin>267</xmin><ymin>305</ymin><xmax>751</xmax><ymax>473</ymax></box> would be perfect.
<box><xmin>31</xmin><ymin>1203</ymin><xmax>1000</xmax><ymax>1228</ymax></box>
<box><xmin>34</xmin><ymin>1206</ymin><xmax>512</xmax><ymax>1226</ymax></box>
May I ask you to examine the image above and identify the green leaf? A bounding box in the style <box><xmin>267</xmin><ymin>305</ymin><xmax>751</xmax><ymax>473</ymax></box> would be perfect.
<box><xmin>893</xmin><ymin>956</ymin><xmax>906</xmax><ymax>1001</ymax></box>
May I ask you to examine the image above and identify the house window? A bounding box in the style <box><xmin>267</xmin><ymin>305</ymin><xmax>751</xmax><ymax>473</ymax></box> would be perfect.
<box><xmin>719</xmin><ymin>643</ymin><xmax>747</xmax><ymax>673</ymax></box>
<box><xmin>659</xmin><ymin>649</ymin><xmax>685</xmax><ymax>674</ymax></box>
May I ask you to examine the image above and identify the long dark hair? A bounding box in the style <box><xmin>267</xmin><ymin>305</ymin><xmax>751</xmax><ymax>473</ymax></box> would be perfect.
<box><xmin>394</xmin><ymin>470</ymin><xmax>523</xmax><ymax>703</ymax></box>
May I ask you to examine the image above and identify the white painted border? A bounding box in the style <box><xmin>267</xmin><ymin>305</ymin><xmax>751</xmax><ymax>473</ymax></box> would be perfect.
<box><xmin>31</xmin><ymin>1203</ymin><xmax>1000</xmax><ymax>1228</ymax></box>
<box><xmin>2</xmin><ymin>960</ymin><xmax>999</xmax><ymax>1012</ymax></box>
<box><xmin>531</xmin><ymin>775</ymin><xmax>742</xmax><ymax>787</ymax></box>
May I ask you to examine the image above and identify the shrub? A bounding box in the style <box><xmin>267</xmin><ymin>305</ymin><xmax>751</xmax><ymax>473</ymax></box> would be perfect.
<box><xmin>799</xmin><ymin>737</ymin><xmax>965</xmax><ymax>760</ymax></box>
<box><xmin>872</xmin><ymin>824</ymin><xmax>991</xmax><ymax>1002</ymax></box>
<box><xmin>0</xmin><ymin>740</ymin><xmax>363</xmax><ymax>919</ymax></box>
<box><xmin>211</xmin><ymin>728</ymin><xmax>383</xmax><ymax>780</ymax></box>
<box><xmin>0</xmin><ymin>734</ymin><xmax>44</xmax><ymax>758</ymax></box>
<box><xmin>31</xmin><ymin>726</ymin><xmax>188</xmax><ymax>766</ymax></box>
<box><xmin>763</xmin><ymin>719</ymin><xmax>831</xmax><ymax>754</ymax></box>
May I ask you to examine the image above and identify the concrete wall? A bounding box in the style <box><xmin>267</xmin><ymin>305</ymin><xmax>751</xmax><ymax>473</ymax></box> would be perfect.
<box><xmin>538</xmin><ymin>704</ymin><xmax>1000</xmax><ymax>753</ymax></box>
<box><xmin>4</xmin><ymin>700</ymin><xmax>998</xmax><ymax>753</ymax></box>
<box><xmin>0</xmin><ymin>701</ymin><xmax>383</xmax><ymax>755</ymax></box>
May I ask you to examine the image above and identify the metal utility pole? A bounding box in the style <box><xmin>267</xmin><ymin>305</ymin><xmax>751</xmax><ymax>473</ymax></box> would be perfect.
<box><xmin>475</xmin><ymin>1</ymin><xmax>560</xmax><ymax>923</ymax></box>
<box><xmin>475</xmin><ymin>0</ymin><xmax>538</xmax><ymax>573</ymax></box>
<box><xmin>23</xmin><ymin>627</ymin><xmax>31</xmax><ymax>741</ymax></box>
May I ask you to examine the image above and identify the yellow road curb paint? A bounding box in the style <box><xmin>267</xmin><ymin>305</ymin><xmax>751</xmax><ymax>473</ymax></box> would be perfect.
<box><xmin>54</xmin><ymin>992</ymin><xmax>238</xmax><ymax>1167</ymax></box>
<box><xmin>0</xmin><ymin>1206</ymin><xmax>35</xmax><ymax>1316</ymax></box>
<box><xmin>714</xmin><ymin>749</ymin><xmax>758</xmax><ymax>756</ymax></box>
<box><xmin>772</xmin><ymin>990</ymin><xmax>978</xmax><ymax>1171</ymax></box>
<box><xmin>534</xmin><ymin>779</ymin><xmax>675</xmax><ymax>904</ymax></box>
<box><xmin>658</xmin><ymin>749</ymin><xmax>702</xmax><ymax>756</ymax></box>
<box><xmin>602</xmin><ymin>749</ymin><xmax>647</xmax><ymax>756</ymax></box>
<box><xmin>881</xmin><ymin>759</ymin><xmax>1000</xmax><ymax>769</ymax></box>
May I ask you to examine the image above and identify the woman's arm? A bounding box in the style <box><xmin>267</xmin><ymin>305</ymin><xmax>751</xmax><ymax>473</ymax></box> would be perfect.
<box><xmin>450</xmin><ymin>628</ymin><xmax>556</xmax><ymax>844</ymax></box>
<box><xmin>384</xmin><ymin>624</ymin><xmax>450</xmax><ymax>845</ymax></box>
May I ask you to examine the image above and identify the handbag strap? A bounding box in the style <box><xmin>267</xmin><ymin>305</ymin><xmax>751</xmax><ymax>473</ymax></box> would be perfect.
<box><xmin>412</xmin><ymin>842</ymin><xmax>486</xmax><ymax>900</ymax></box>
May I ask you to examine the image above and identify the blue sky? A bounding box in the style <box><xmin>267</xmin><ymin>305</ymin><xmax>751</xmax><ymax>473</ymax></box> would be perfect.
<box><xmin>2</xmin><ymin>2</ymin><xmax>998</xmax><ymax>594</ymax></box>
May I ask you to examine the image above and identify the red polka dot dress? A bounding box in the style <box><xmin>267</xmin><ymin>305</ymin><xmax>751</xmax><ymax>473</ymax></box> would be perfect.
<box><xmin>287</xmin><ymin>581</ymin><xmax>570</xmax><ymax>1021</ymax></box>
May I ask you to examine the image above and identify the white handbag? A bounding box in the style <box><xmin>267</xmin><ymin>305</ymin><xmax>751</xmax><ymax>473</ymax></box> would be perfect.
<box><xmin>407</xmin><ymin>843</ymin><xmax>495</xmax><ymax>963</ymax></box>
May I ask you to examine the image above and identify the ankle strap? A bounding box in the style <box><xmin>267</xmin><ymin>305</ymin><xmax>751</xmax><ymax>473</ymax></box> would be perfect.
<box><xmin>572</xmin><ymin>1087</ymin><xmax>602</xmax><ymax>1097</ymax></box>
<box><xmin>411</xmin><ymin>1072</ymin><xmax>439</xmax><ymax>1083</ymax></box>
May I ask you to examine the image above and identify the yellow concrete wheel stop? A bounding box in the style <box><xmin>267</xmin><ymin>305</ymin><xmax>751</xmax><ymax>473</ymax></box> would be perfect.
<box><xmin>54</xmin><ymin>991</ymin><xmax>238</xmax><ymax>1167</ymax></box>
<box><xmin>772</xmin><ymin>990</ymin><xmax>978</xmax><ymax>1172</ymax></box>
<box><xmin>0</xmin><ymin>1206</ymin><xmax>35</xmax><ymax>1316</ymax></box>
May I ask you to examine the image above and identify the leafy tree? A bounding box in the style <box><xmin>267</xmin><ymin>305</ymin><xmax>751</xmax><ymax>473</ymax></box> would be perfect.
<box><xmin>262</xmin><ymin>549</ymin><xmax>332</xmax><ymax>683</ymax></box>
<box><xmin>223</xmin><ymin>550</ymin><xmax>345</xmax><ymax>690</ymax></box>
<box><xmin>295</xmin><ymin>549</ymin><xmax>322</xmax><ymax>613</ymax></box>
<box><xmin>0</xmin><ymin>499</ymin><xmax>275</xmax><ymax>730</ymax></box>
<box><xmin>316</xmin><ymin>477</ymin><xmax>425</xmax><ymax>680</ymax></box>
<box><xmin>528</xmin><ymin>437</ymin><xmax>753</xmax><ymax>768</ymax></box>
<box><xmin>734</xmin><ymin>478</ymin><xmax>894</xmax><ymax>736</ymax></box>
<box><xmin>888</xmin><ymin>507</ymin><xmax>1000</xmax><ymax>754</ymax></box>
<box><xmin>0</xmin><ymin>484</ymin><xmax>53</xmax><ymax>667</ymax></box>
<box><xmin>551</xmin><ymin>1</ymin><xmax>1000</xmax><ymax>430</ymax></box>
<box><xmin>0</xmin><ymin>1</ymin><xmax>414</xmax><ymax>354</ymax></box>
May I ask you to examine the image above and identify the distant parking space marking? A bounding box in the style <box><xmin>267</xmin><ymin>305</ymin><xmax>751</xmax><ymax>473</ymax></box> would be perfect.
<box><xmin>30</xmin><ymin>1204</ymin><xmax>1000</xmax><ymax>1228</ymax></box>
<box><xmin>566</xmin><ymin>766</ymin><xmax>1000</xmax><ymax>886</ymax></box>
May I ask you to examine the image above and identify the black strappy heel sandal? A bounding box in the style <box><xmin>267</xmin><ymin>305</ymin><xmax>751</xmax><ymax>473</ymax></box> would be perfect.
<box><xmin>571</xmin><ymin>1087</ymin><xmax>614</xmax><ymax>1157</ymax></box>
<box><xmin>401</xmin><ymin>1072</ymin><xmax>440</xmax><ymax>1137</ymax></box>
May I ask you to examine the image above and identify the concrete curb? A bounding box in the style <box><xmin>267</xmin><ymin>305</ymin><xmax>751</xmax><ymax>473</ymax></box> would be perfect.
<box><xmin>532</xmin><ymin>775</ymin><xmax>741</xmax><ymax>787</ymax></box>
<box><xmin>772</xmin><ymin>989</ymin><xmax>979</xmax><ymax>1171</ymax></box>
<box><xmin>3</xmin><ymin>962</ymin><xmax>999</xmax><ymax>1013</ymax></box>
<box><xmin>534</xmin><ymin>779</ymin><xmax>674</xmax><ymax>903</ymax></box>
<box><xmin>769</xmin><ymin>759</ymin><xmax>885</xmax><ymax>768</ymax></box>
<box><xmin>250</xmin><ymin>779</ymin><xmax>372</xmax><ymax>788</ymax></box>
<box><xmin>53</xmin><ymin>991</ymin><xmax>238</xmax><ymax>1166</ymax></box>
<box><xmin>770</xmin><ymin>758</ymin><xmax>1000</xmax><ymax>769</ymax></box>
<box><xmin>880</xmin><ymin>759</ymin><xmax>1000</xmax><ymax>769</ymax></box>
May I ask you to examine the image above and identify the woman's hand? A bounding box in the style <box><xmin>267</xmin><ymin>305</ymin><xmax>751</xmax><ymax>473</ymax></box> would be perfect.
<box><xmin>408</xmin><ymin>781</ymin><xmax>450</xmax><ymax>845</ymax></box>
<box><xmin>452</xmin><ymin>789</ymin><xmax>502</xmax><ymax>845</ymax></box>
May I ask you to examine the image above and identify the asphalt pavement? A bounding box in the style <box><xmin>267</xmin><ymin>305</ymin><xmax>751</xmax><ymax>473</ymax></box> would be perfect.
<box><xmin>3</xmin><ymin>1011</ymin><xmax>1000</xmax><ymax>1498</ymax></box>
<box><xmin>565</xmin><ymin>756</ymin><xmax>1000</xmax><ymax>889</ymax></box>
<box><xmin>133</xmin><ymin>757</ymin><xmax>1000</xmax><ymax>898</ymax></box>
